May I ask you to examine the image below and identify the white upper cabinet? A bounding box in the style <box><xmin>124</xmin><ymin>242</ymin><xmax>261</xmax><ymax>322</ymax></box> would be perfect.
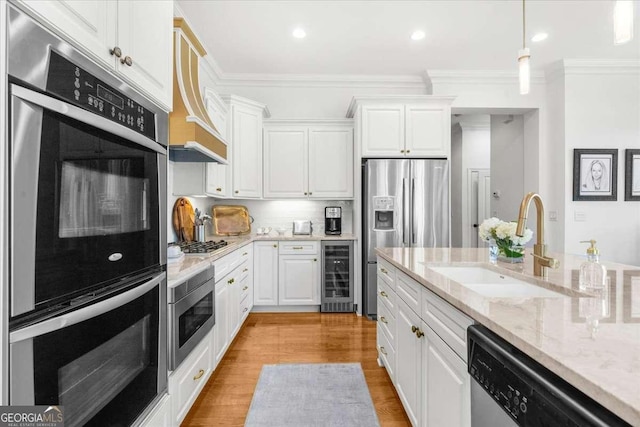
<box><xmin>19</xmin><ymin>0</ymin><xmax>172</xmax><ymax>110</ymax></box>
<box><xmin>222</xmin><ymin>95</ymin><xmax>270</xmax><ymax>199</ymax></box>
<box><xmin>347</xmin><ymin>96</ymin><xmax>456</xmax><ymax>158</ymax></box>
<box><xmin>263</xmin><ymin>120</ymin><xmax>354</xmax><ymax>199</ymax></box>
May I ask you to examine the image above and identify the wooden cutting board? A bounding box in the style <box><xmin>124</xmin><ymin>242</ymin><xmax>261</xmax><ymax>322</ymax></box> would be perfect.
<box><xmin>172</xmin><ymin>197</ymin><xmax>195</xmax><ymax>242</ymax></box>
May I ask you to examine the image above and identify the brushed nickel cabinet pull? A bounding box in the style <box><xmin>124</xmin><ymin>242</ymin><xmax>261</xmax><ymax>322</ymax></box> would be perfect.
<box><xmin>120</xmin><ymin>56</ymin><xmax>133</xmax><ymax>66</ymax></box>
<box><xmin>193</xmin><ymin>369</ymin><xmax>205</xmax><ymax>380</ymax></box>
<box><xmin>109</xmin><ymin>46</ymin><xmax>122</xmax><ymax>57</ymax></box>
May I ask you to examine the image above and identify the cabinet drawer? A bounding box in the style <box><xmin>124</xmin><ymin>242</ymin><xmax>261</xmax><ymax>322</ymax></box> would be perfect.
<box><xmin>422</xmin><ymin>287</ymin><xmax>473</xmax><ymax>362</ymax></box>
<box><xmin>214</xmin><ymin>250</ymin><xmax>240</xmax><ymax>282</ymax></box>
<box><xmin>240</xmin><ymin>291</ymin><xmax>252</xmax><ymax>321</ymax></box>
<box><xmin>238</xmin><ymin>259</ymin><xmax>250</xmax><ymax>282</ymax></box>
<box><xmin>377</xmin><ymin>277</ymin><xmax>396</xmax><ymax>314</ymax></box>
<box><xmin>377</xmin><ymin>297</ymin><xmax>396</xmax><ymax>346</ymax></box>
<box><xmin>377</xmin><ymin>324</ymin><xmax>395</xmax><ymax>383</ymax></box>
<box><xmin>240</xmin><ymin>274</ymin><xmax>251</xmax><ymax>302</ymax></box>
<box><xmin>377</xmin><ymin>258</ymin><xmax>396</xmax><ymax>290</ymax></box>
<box><xmin>235</xmin><ymin>244</ymin><xmax>253</xmax><ymax>270</ymax></box>
<box><xmin>279</xmin><ymin>241</ymin><xmax>319</xmax><ymax>255</ymax></box>
<box><xmin>397</xmin><ymin>271</ymin><xmax>422</xmax><ymax>316</ymax></box>
<box><xmin>172</xmin><ymin>337</ymin><xmax>212</xmax><ymax>424</ymax></box>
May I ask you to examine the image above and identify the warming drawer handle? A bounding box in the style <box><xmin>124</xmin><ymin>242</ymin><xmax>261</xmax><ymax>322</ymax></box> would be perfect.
<box><xmin>193</xmin><ymin>369</ymin><xmax>205</xmax><ymax>381</ymax></box>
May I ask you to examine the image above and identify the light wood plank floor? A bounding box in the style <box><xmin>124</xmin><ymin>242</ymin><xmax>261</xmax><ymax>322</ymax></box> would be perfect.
<box><xmin>182</xmin><ymin>312</ymin><xmax>411</xmax><ymax>426</ymax></box>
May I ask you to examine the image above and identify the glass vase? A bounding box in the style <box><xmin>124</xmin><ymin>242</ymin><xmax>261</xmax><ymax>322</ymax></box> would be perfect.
<box><xmin>497</xmin><ymin>245</ymin><xmax>525</xmax><ymax>263</ymax></box>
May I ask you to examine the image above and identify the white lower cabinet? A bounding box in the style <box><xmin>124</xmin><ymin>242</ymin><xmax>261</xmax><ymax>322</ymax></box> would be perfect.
<box><xmin>254</xmin><ymin>241</ymin><xmax>279</xmax><ymax>305</ymax></box>
<box><xmin>278</xmin><ymin>254</ymin><xmax>319</xmax><ymax>305</ymax></box>
<box><xmin>169</xmin><ymin>333</ymin><xmax>213</xmax><ymax>425</ymax></box>
<box><xmin>214</xmin><ymin>278</ymin><xmax>230</xmax><ymax>365</ymax></box>
<box><xmin>139</xmin><ymin>393</ymin><xmax>171</xmax><ymax>427</ymax></box>
<box><xmin>376</xmin><ymin>256</ymin><xmax>472</xmax><ymax>427</ymax></box>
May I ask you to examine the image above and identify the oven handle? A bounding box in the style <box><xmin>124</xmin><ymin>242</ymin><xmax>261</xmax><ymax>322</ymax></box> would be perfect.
<box><xmin>10</xmin><ymin>84</ymin><xmax>166</xmax><ymax>155</ymax></box>
<box><xmin>9</xmin><ymin>272</ymin><xmax>166</xmax><ymax>343</ymax></box>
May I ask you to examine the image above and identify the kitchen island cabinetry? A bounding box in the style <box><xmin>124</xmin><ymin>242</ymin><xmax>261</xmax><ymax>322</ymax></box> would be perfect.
<box><xmin>376</xmin><ymin>257</ymin><xmax>472</xmax><ymax>427</ymax></box>
<box><xmin>17</xmin><ymin>0</ymin><xmax>173</xmax><ymax>109</ymax></box>
<box><xmin>347</xmin><ymin>96</ymin><xmax>455</xmax><ymax>158</ymax></box>
<box><xmin>263</xmin><ymin>120</ymin><xmax>354</xmax><ymax>199</ymax></box>
<box><xmin>222</xmin><ymin>95</ymin><xmax>269</xmax><ymax>199</ymax></box>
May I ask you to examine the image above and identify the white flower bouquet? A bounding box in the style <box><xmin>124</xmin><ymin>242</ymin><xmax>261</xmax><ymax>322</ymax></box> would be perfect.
<box><xmin>478</xmin><ymin>217</ymin><xmax>533</xmax><ymax>259</ymax></box>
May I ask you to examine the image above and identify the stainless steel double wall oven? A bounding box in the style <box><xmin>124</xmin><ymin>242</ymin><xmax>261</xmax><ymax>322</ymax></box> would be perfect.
<box><xmin>6</xmin><ymin>5</ymin><xmax>168</xmax><ymax>426</ymax></box>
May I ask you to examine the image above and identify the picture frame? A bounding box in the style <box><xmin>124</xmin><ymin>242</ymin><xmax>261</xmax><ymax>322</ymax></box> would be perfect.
<box><xmin>571</xmin><ymin>270</ymin><xmax>616</xmax><ymax>324</ymax></box>
<box><xmin>624</xmin><ymin>149</ymin><xmax>640</xmax><ymax>201</ymax></box>
<box><xmin>623</xmin><ymin>270</ymin><xmax>640</xmax><ymax>323</ymax></box>
<box><xmin>573</xmin><ymin>149</ymin><xmax>617</xmax><ymax>201</ymax></box>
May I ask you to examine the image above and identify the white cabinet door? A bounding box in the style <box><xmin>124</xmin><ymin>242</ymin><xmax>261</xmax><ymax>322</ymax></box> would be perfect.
<box><xmin>422</xmin><ymin>324</ymin><xmax>470</xmax><ymax>427</ymax></box>
<box><xmin>308</xmin><ymin>127</ymin><xmax>354</xmax><ymax>198</ymax></box>
<box><xmin>172</xmin><ymin>162</ymin><xmax>226</xmax><ymax>198</ymax></box>
<box><xmin>361</xmin><ymin>105</ymin><xmax>405</xmax><ymax>157</ymax></box>
<box><xmin>395</xmin><ymin>298</ymin><xmax>422</xmax><ymax>427</ymax></box>
<box><xmin>253</xmin><ymin>242</ymin><xmax>279</xmax><ymax>305</ymax></box>
<box><xmin>214</xmin><ymin>280</ymin><xmax>229</xmax><ymax>365</ymax></box>
<box><xmin>405</xmin><ymin>105</ymin><xmax>449</xmax><ymax>157</ymax></box>
<box><xmin>263</xmin><ymin>127</ymin><xmax>308</xmax><ymax>198</ymax></box>
<box><xmin>139</xmin><ymin>393</ymin><xmax>171</xmax><ymax>427</ymax></box>
<box><xmin>18</xmin><ymin>1</ymin><xmax>116</xmax><ymax>69</ymax></box>
<box><xmin>205</xmin><ymin>163</ymin><xmax>228</xmax><ymax>198</ymax></box>
<box><xmin>228</xmin><ymin>272</ymin><xmax>241</xmax><ymax>339</ymax></box>
<box><xmin>278</xmin><ymin>255</ymin><xmax>319</xmax><ymax>305</ymax></box>
<box><xmin>232</xmin><ymin>105</ymin><xmax>263</xmax><ymax>198</ymax></box>
<box><xmin>116</xmin><ymin>0</ymin><xmax>172</xmax><ymax>108</ymax></box>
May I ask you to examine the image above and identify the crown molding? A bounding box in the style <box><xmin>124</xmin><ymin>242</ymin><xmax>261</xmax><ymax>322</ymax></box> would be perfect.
<box><xmin>214</xmin><ymin>73</ymin><xmax>428</xmax><ymax>89</ymax></box>
<box><xmin>427</xmin><ymin>69</ymin><xmax>546</xmax><ymax>86</ymax></box>
<box><xmin>562</xmin><ymin>59</ymin><xmax>640</xmax><ymax>75</ymax></box>
<box><xmin>219</xmin><ymin>94</ymin><xmax>271</xmax><ymax>118</ymax></box>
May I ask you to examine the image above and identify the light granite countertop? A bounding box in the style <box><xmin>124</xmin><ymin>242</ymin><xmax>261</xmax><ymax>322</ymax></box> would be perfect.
<box><xmin>375</xmin><ymin>247</ymin><xmax>640</xmax><ymax>425</ymax></box>
<box><xmin>167</xmin><ymin>233</ymin><xmax>356</xmax><ymax>286</ymax></box>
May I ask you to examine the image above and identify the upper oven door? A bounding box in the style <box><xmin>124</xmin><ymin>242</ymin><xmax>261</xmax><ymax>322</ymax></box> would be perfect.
<box><xmin>10</xmin><ymin>84</ymin><xmax>167</xmax><ymax>319</ymax></box>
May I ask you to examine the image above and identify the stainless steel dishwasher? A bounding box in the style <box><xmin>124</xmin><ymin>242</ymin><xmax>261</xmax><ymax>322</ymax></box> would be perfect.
<box><xmin>467</xmin><ymin>325</ymin><xmax>629</xmax><ymax>427</ymax></box>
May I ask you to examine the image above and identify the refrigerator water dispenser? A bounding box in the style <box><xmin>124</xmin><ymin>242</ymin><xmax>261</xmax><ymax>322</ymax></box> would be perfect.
<box><xmin>373</xmin><ymin>196</ymin><xmax>395</xmax><ymax>231</ymax></box>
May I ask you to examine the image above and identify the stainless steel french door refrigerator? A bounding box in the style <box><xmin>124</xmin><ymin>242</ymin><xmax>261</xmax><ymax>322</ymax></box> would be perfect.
<box><xmin>362</xmin><ymin>159</ymin><xmax>449</xmax><ymax>319</ymax></box>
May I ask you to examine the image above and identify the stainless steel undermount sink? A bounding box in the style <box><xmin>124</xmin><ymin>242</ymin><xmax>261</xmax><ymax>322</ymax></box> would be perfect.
<box><xmin>428</xmin><ymin>266</ymin><xmax>567</xmax><ymax>298</ymax></box>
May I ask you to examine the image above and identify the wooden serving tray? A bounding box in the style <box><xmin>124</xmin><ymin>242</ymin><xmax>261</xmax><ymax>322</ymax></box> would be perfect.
<box><xmin>212</xmin><ymin>205</ymin><xmax>251</xmax><ymax>236</ymax></box>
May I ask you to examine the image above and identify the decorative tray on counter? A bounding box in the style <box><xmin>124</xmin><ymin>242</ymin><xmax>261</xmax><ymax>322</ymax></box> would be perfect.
<box><xmin>212</xmin><ymin>205</ymin><xmax>252</xmax><ymax>236</ymax></box>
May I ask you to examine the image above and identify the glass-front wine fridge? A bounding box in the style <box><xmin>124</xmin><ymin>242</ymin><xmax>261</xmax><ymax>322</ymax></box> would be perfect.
<box><xmin>321</xmin><ymin>241</ymin><xmax>354</xmax><ymax>312</ymax></box>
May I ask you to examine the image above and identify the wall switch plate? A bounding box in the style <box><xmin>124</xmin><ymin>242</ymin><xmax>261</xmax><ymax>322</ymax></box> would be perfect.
<box><xmin>549</xmin><ymin>211</ymin><xmax>558</xmax><ymax>221</ymax></box>
<box><xmin>574</xmin><ymin>211</ymin><xmax>586</xmax><ymax>222</ymax></box>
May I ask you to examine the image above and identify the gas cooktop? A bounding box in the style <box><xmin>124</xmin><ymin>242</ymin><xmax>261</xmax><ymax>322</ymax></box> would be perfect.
<box><xmin>177</xmin><ymin>240</ymin><xmax>228</xmax><ymax>254</ymax></box>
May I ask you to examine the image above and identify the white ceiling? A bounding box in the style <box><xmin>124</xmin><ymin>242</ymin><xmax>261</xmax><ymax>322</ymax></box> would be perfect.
<box><xmin>177</xmin><ymin>0</ymin><xmax>640</xmax><ymax>76</ymax></box>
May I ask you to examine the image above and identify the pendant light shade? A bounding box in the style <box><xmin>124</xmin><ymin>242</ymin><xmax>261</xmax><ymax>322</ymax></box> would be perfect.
<box><xmin>614</xmin><ymin>1</ymin><xmax>634</xmax><ymax>45</ymax></box>
<box><xmin>518</xmin><ymin>48</ymin><xmax>531</xmax><ymax>95</ymax></box>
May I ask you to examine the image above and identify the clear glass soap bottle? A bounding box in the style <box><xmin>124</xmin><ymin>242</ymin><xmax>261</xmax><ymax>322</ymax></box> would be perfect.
<box><xmin>578</xmin><ymin>240</ymin><xmax>607</xmax><ymax>292</ymax></box>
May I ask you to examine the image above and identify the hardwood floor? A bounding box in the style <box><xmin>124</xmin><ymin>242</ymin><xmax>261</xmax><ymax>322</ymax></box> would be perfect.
<box><xmin>182</xmin><ymin>313</ymin><xmax>411</xmax><ymax>426</ymax></box>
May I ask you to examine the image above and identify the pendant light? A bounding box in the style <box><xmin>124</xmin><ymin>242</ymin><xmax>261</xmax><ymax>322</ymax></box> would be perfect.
<box><xmin>518</xmin><ymin>0</ymin><xmax>530</xmax><ymax>95</ymax></box>
<box><xmin>614</xmin><ymin>0</ymin><xmax>634</xmax><ymax>45</ymax></box>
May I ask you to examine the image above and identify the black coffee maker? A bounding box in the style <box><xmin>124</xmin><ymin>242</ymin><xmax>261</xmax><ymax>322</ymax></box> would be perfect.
<box><xmin>325</xmin><ymin>207</ymin><xmax>342</xmax><ymax>235</ymax></box>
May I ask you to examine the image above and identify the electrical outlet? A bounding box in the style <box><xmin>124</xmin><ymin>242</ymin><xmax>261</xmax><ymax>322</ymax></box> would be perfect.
<box><xmin>549</xmin><ymin>211</ymin><xmax>558</xmax><ymax>221</ymax></box>
<box><xmin>574</xmin><ymin>211</ymin><xmax>586</xmax><ymax>222</ymax></box>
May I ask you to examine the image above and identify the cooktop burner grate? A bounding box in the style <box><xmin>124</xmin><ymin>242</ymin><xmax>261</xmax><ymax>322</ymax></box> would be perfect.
<box><xmin>177</xmin><ymin>240</ymin><xmax>228</xmax><ymax>254</ymax></box>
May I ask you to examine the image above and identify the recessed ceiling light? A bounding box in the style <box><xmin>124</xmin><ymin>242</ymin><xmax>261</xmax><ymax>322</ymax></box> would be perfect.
<box><xmin>411</xmin><ymin>30</ymin><xmax>426</xmax><ymax>41</ymax></box>
<box><xmin>292</xmin><ymin>28</ymin><xmax>306</xmax><ymax>39</ymax></box>
<box><xmin>531</xmin><ymin>33</ymin><xmax>548</xmax><ymax>42</ymax></box>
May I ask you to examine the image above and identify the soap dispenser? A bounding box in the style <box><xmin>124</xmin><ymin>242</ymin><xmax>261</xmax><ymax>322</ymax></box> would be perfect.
<box><xmin>578</xmin><ymin>240</ymin><xmax>607</xmax><ymax>292</ymax></box>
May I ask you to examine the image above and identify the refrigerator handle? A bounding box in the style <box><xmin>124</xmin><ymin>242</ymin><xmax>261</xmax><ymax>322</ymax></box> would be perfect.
<box><xmin>412</xmin><ymin>178</ymin><xmax>416</xmax><ymax>244</ymax></box>
<box><xmin>401</xmin><ymin>178</ymin><xmax>406</xmax><ymax>244</ymax></box>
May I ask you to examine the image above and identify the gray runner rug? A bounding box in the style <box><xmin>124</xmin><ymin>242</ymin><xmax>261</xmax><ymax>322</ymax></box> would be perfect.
<box><xmin>244</xmin><ymin>363</ymin><xmax>381</xmax><ymax>427</ymax></box>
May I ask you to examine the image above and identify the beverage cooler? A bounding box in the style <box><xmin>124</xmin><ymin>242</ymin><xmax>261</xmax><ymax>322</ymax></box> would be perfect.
<box><xmin>321</xmin><ymin>241</ymin><xmax>354</xmax><ymax>312</ymax></box>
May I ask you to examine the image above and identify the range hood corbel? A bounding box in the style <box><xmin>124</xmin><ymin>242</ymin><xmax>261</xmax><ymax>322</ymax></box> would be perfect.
<box><xmin>170</xmin><ymin>18</ymin><xmax>228</xmax><ymax>164</ymax></box>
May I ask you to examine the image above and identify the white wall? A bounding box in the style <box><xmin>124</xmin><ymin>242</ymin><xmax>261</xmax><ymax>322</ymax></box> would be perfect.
<box><xmin>490</xmin><ymin>115</ymin><xmax>525</xmax><ymax>224</ymax></box>
<box><xmin>451</xmin><ymin>124</ymin><xmax>463</xmax><ymax>247</ymax></box>
<box><xmin>563</xmin><ymin>70</ymin><xmax>640</xmax><ymax>265</ymax></box>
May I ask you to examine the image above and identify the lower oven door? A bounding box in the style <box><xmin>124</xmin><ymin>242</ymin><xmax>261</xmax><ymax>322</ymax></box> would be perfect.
<box><xmin>170</xmin><ymin>279</ymin><xmax>215</xmax><ymax>370</ymax></box>
<box><xmin>9</xmin><ymin>272</ymin><xmax>167</xmax><ymax>427</ymax></box>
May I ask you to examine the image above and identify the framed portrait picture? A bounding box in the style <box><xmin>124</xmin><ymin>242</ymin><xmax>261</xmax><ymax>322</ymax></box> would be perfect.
<box><xmin>625</xmin><ymin>149</ymin><xmax>640</xmax><ymax>201</ymax></box>
<box><xmin>573</xmin><ymin>149</ymin><xmax>618</xmax><ymax>201</ymax></box>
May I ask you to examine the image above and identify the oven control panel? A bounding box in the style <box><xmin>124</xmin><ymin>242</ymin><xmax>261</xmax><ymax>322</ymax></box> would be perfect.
<box><xmin>46</xmin><ymin>51</ymin><xmax>156</xmax><ymax>141</ymax></box>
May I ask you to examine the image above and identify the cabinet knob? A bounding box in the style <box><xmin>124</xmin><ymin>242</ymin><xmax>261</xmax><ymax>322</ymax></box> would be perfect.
<box><xmin>313</xmin><ymin>258</ymin><xmax>317</xmax><ymax>262</ymax></box>
<box><xmin>411</xmin><ymin>325</ymin><xmax>417</xmax><ymax>333</ymax></box>
<box><xmin>243</xmin><ymin>286</ymin><xmax>248</xmax><ymax>291</ymax></box>
<box><xmin>235</xmin><ymin>190</ymin><xmax>239</xmax><ymax>194</ymax></box>
<box><xmin>400</xmin><ymin>149</ymin><xmax>405</xmax><ymax>153</ymax></box>
<box><xmin>228</xmin><ymin>278</ymin><xmax>235</xmax><ymax>285</ymax></box>
<box><xmin>120</xmin><ymin>56</ymin><xmax>133</xmax><ymax>66</ymax></box>
<box><xmin>416</xmin><ymin>329</ymin><xmax>424</xmax><ymax>338</ymax></box>
<box><xmin>379</xmin><ymin>346</ymin><xmax>387</xmax><ymax>356</ymax></box>
<box><xmin>243</xmin><ymin>252</ymin><xmax>248</xmax><ymax>256</ymax></box>
<box><xmin>380</xmin><ymin>268</ymin><xmax>388</xmax><ymax>274</ymax></box>
<box><xmin>243</xmin><ymin>307</ymin><xmax>248</xmax><ymax>313</ymax></box>
<box><xmin>243</xmin><ymin>268</ymin><xmax>248</xmax><ymax>272</ymax></box>
<box><xmin>309</xmin><ymin>192</ymin><xmax>312</xmax><ymax>195</ymax></box>
<box><xmin>216</xmin><ymin>187</ymin><xmax>222</xmax><ymax>192</ymax></box>
<box><xmin>406</xmin><ymin>149</ymin><xmax>411</xmax><ymax>154</ymax></box>
<box><xmin>193</xmin><ymin>369</ymin><xmax>205</xmax><ymax>380</ymax></box>
<box><xmin>379</xmin><ymin>316</ymin><xmax>388</xmax><ymax>324</ymax></box>
<box><xmin>304</xmin><ymin>192</ymin><xmax>308</xmax><ymax>195</ymax></box>
<box><xmin>109</xmin><ymin>46</ymin><xmax>122</xmax><ymax>57</ymax></box>
<box><xmin>273</xmin><ymin>244</ymin><xmax>278</xmax><ymax>248</ymax></box>
<box><xmin>380</xmin><ymin>291</ymin><xmax>388</xmax><ymax>298</ymax></box>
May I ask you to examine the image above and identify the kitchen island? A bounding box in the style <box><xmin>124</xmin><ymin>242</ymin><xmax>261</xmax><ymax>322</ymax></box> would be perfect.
<box><xmin>376</xmin><ymin>247</ymin><xmax>640</xmax><ymax>425</ymax></box>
